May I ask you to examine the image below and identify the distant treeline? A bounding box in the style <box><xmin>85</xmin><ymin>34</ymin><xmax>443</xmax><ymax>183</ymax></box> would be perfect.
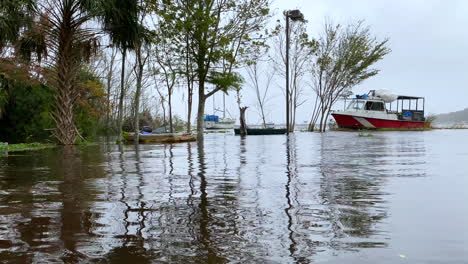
<box><xmin>435</xmin><ymin>108</ymin><xmax>468</xmax><ymax>124</ymax></box>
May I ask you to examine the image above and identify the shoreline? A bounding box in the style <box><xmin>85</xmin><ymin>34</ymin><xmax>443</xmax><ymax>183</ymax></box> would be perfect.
<box><xmin>0</xmin><ymin>143</ymin><xmax>55</xmax><ymax>154</ymax></box>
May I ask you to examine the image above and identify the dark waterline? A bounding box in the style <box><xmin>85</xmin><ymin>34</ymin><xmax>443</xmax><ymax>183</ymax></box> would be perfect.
<box><xmin>0</xmin><ymin>131</ymin><xmax>467</xmax><ymax>263</ymax></box>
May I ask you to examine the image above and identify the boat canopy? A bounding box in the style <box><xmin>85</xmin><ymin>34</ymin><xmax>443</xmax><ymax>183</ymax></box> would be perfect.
<box><xmin>204</xmin><ymin>115</ymin><xmax>219</xmax><ymax>122</ymax></box>
<box><xmin>397</xmin><ymin>95</ymin><xmax>425</xmax><ymax>100</ymax></box>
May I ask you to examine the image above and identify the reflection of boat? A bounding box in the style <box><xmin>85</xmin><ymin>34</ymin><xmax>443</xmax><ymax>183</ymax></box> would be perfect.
<box><xmin>204</xmin><ymin>115</ymin><xmax>235</xmax><ymax>129</ymax></box>
<box><xmin>234</xmin><ymin>128</ymin><xmax>287</xmax><ymax>135</ymax></box>
<box><xmin>332</xmin><ymin>90</ymin><xmax>426</xmax><ymax>129</ymax></box>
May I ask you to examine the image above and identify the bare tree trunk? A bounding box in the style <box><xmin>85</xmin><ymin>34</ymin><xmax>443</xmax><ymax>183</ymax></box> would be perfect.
<box><xmin>185</xmin><ymin>33</ymin><xmax>193</xmax><ymax>134</ymax></box>
<box><xmin>311</xmin><ymin>95</ymin><xmax>326</xmax><ymax>132</ymax></box>
<box><xmin>239</xmin><ymin>106</ymin><xmax>248</xmax><ymax>136</ymax></box>
<box><xmin>196</xmin><ymin>95</ymin><xmax>205</xmax><ymax>140</ymax></box>
<box><xmin>117</xmin><ymin>47</ymin><xmax>127</xmax><ymax>143</ymax></box>
<box><xmin>323</xmin><ymin>110</ymin><xmax>331</xmax><ymax>132</ymax></box>
<box><xmin>168</xmin><ymin>90</ymin><xmax>173</xmax><ymax>133</ymax></box>
<box><xmin>260</xmin><ymin>107</ymin><xmax>267</xmax><ymax>128</ymax></box>
<box><xmin>187</xmin><ymin>80</ymin><xmax>193</xmax><ymax>133</ymax></box>
<box><xmin>291</xmin><ymin>104</ymin><xmax>296</xmax><ymax>131</ymax></box>
<box><xmin>308</xmin><ymin>95</ymin><xmax>320</xmax><ymax>131</ymax></box>
<box><xmin>106</xmin><ymin>49</ymin><xmax>117</xmax><ymax>135</ymax></box>
<box><xmin>319</xmin><ymin>103</ymin><xmax>328</xmax><ymax>132</ymax></box>
<box><xmin>161</xmin><ymin>97</ymin><xmax>166</xmax><ymax>130</ymax></box>
<box><xmin>133</xmin><ymin>46</ymin><xmax>144</xmax><ymax>143</ymax></box>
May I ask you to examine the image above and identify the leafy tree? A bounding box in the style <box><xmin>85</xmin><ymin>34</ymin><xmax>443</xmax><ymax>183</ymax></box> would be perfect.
<box><xmin>0</xmin><ymin>60</ymin><xmax>105</xmax><ymax>143</ymax></box>
<box><xmin>75</xmin><ymin>66</ymin><xmax>107</xmax><ymax>140</ymax></box>
<box><xmin>1</xmin><ymin>0</ymin><xmax>155</xmax><ymax>144</ymax></box>
<box><xmin>309</xmin><ymin>20</ymin><xmax>390</xmax><ymax>132</ymax></box>
<box><xmin>0</xmin><ymin>0</ymin><xmax>36</xmax><ymax>53</ymax></box>
<box><xmin>1</xmin><ymin>0</ymin><xmax>105</xmax><ymax>144</ymax></box>
<box><xmin>0</xmin><ymin>60</ymin><xmax>54</xmax><ymax>143</ymax></box>
<box><xmin>157</xmin><ymin>0</ymin><xmax>271</xmax><ymax>138</ymax></box>
<box><xmin>0</xmin><ymin>82</ymin><xmax>54</xmax><ymax>143</ymax></box>
<box><xmin>0</xmin><ymin>0</ymin><xmax>45</xmax><ymax>116</ymax></box>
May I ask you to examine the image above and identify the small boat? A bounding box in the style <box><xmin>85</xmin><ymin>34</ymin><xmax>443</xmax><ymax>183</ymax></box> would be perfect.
<box><xmin>204</xmin><ymin>115</ymin><xmax>235</xmax><ymax>129</ymax></box>
<box><xmin>234</xmin><ymin>127</ymin><xmax>287</xmax><ymax>135</ymax></box>
<box><xmin>331</xmin><ymin>90</ymin><xmax>426</xmax><ymax>130</ymax></box>
<box><xmin>124</xmin><ymin>132</ymin><xmax>196</xmax><ymax>144</ymax></box>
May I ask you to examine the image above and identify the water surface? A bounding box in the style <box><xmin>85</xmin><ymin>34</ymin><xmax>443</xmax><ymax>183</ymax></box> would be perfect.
<box><xmin>0</xmin><ymin>130</ymin><xmax>467</xmax><ymax>263</ymax></box>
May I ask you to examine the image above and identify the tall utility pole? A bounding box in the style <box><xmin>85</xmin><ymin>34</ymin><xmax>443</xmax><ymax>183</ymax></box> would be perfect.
<box><xmin>284</xmin><ymin>10</ymin><xmax>304</xmax><ymax>134</ymax></box>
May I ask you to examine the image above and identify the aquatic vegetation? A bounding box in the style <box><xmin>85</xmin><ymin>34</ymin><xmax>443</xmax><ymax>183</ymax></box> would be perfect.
<box><xmin>204</xmin><ymin>130</ymin><xmax>229</xmax><ymax>134</ymax></box>
<box><xmin>424</xmin><ymin>114</ymin><xmax>437</xmax><ymax>129</ymax></box>
<box><xmin>0</xmin><ymin>142</ymin><xmax>54</xmax><ymax>154</ymax></box>
<box><xmin>358</xmin><ymin>132</ymin><xmax>374</xmax><ymax>137</ymax></box>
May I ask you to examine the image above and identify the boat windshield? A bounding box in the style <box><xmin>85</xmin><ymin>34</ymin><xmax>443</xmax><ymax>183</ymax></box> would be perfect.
<box><xmin>346</xmin><ymin>100</ymin><xmax>365</xmax><ymax>110</ymax></box>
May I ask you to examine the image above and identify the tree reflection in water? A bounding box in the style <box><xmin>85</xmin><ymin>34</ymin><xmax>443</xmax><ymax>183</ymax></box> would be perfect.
<box><xmin>194</xmin><ymin>138</ymin><xmax>226</xmax><ymax>263</ymax></box>
<box><xmin>106</xmin><ymin>144</ymin><xmax>152</xmax><ymax>263</ymax></box>
<box><xmin>318</xmin><ymin>133</ymin><xmax>389</xmax><ymax>250</ymax></box>
<box><xmin>284</xmin><ymin>135</ymin><xmax>299</xmax><ymax>262</ymax></box>
<box><xmin>0</xmin><ymin>132</ymin><xmax>428</xmax><ymax>263</ymax></box>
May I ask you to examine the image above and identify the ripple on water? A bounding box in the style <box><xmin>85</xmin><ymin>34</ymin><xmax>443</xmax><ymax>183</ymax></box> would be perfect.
<box><xmin>0</xmin><ymin>131</ymin><xmax>467</xmax><ymax>263</ymax></box>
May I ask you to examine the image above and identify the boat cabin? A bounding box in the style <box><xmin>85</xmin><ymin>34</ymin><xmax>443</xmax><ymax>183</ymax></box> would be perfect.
<box><xmin>343</xmin><ymin>92</ymin><xmax>425</xmax><ymax>122</ymax></box>
<box><xmin>392</xmin><ymin>95</ymin><xmax>425</xmax><ymax>122</ymax></box>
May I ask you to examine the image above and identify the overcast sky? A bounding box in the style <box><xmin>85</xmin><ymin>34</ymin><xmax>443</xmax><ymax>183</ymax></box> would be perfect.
<box><xmin>171</xmin><ymin>0</ymin><xmax>468</xmax><ymax>125</ymax></box>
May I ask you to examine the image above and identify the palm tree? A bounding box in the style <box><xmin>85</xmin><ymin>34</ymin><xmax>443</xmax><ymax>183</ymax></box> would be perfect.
<box><xmin>42</xmin><ymin>0</ymin><xmax>100</xmax><ymax>144</ymax></box>
<box><xmin>1</xmin><ymin>0</ymin><xmax>145</xmax><ymax>144</ymax></box>
<box><xmin>2</xmin><ymin>0</ymin><xmax>100</xmax><ymax>144</ymax></box>
<box><xmin>0</xmin><ymin>0</ymin><xmax>36</xmax><ymax>52</ymax></box>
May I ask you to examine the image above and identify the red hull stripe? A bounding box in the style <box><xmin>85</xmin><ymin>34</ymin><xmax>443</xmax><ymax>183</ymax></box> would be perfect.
<box><xmin>332</xmin><ymin>113</ymin><xmax>425</xmax><ymax>129</ymax></box>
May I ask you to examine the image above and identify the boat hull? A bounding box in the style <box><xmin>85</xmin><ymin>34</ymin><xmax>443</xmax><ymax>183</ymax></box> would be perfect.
<box><xmin>234</xmin><ymin>128</ymin><xmax>287</xmax><ymax>135</ymax></box>
<box><xmin>332</xmin><ymin>113</ymin><xmax>425</xmax><ymax>129</ymax></box>
<box><xmin>124</xmin><ymin>133</ymin><xmax>196</xmax><ymax>144</ymax></box>
<box><xmin>205</xmin><ymin>123</ymin><xmax>235</xmax><ymax>129</ymax></box>
<box><xmin>204</xmin><ymin>119</ymin><xmax>235</xmax><ymax>129</ymax></box>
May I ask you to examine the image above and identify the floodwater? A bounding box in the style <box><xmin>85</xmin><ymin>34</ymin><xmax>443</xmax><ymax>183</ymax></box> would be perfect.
<box><xmin>0</xmin><ymin>130</ymin><xmax>467</xmax><ymax>263</ymax></box>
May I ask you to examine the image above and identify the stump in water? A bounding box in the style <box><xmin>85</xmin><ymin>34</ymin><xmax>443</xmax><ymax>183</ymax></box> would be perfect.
<box><xmin>239</xmin><ymin>106</ymin><xmax>248</xmax><ymax>136</ymax></box>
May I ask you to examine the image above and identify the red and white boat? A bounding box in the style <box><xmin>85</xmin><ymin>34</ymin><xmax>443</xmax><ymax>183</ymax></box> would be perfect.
<box><xmin>331</xmin><ymin>90</ymin><xmax>426</xmax><ymax>129</ymax></box>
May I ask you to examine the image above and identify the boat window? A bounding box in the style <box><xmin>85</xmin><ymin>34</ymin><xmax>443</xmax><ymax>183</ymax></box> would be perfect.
<box><xmin>365</xmin><ymin>101</ymin><xmax>385</xmax><ymax>111</ymax></box>
<box><xmin>347</xmin><ymin>100</ymin><xmax>365</xmax><ymax>110</ymax></box>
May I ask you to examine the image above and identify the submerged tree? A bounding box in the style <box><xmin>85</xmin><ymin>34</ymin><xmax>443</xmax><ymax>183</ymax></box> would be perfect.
<box><xmin>132</xmin><ymin>0</ymin><xmax>153</xmax><ymax>143</ymax></box>
<box><xmin>158</xmin><ymin>0</ymin><xmax>271</xmax><ymax>138</ymax></box>
<box><xmin>235</xmin><ymin>82</ymin><xmax>248</xmax><ymax>136</ymax></box>
<box><xmin>0</xmin><ymin>0</ymin><xmax>117</xmax><ymax>144</ymax></box>
<box><xmin>271</xmin><ymin>20</ymin><xmax>315</xmax><ymax>132</ymax></box>
<box><xmin>183</xmin><ymin>31</ymin><xmax>196</xmax><ymax>133</ymax></box>
<box><xmin>100</xmin><ymin>47</ymin><xmax>118</xmax><ymax>134</ymax></box>
<box><xmin>153</xmin><ymin>32</ymin><xmax>179</xmax><ymax>133</ymax></box>
<box><xmin>102</xmin><ymin>0</ymin><xmax>140</xmax><ymax>142</ymax></box>
<box><xmin>308</xmin><ymin>21</ymin><xmax>390</xmax><ymax>132</ymax></box>
<box><xmin>0</xmin><ymin>0</ymin><xmax>43</xmax><ymax>124</ymax></box>
<box><xmin>247</xmin><ymin>58</ymin><xmax>276</xmax><ymax>128</ymax></box>
<box><xmin>39</xmin><ymin>0</ymin><xmax>100</xmax><ymax>144</ymax></box>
